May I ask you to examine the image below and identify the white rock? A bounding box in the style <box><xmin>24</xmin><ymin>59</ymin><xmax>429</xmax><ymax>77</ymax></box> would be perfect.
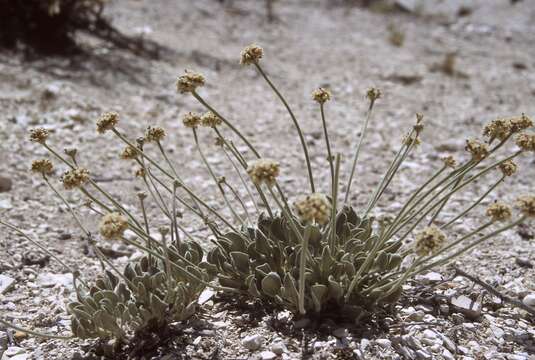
<box><xmin>242</xmin><ymin>334</ymin><xmax>264</xmax><ymax>351</ymax></box>
<box><xmin>4</xmin><ymin>347</ymin><xmax>25</xmax><ymax>357</ymax></box>
<box><xmin>417</xmin><ymin>272</ymin><xmax>443</xmax><ymax>284</ymax></box>
<box><xmin>36</xmin><ymin>273</ymin><xmax>73</xmax><ymax>289</ymax></box>
<box><xmin>522</xmin><ymin>294</ymin><xmax>535</xmax><ymax>307</ymax></box>
<box><xmin>0</xmin><ymin>198</ymin><xmax>12</xmax><ymax>209</ymax></box>
<box><xmin>442</xmin><ymin>349</ymin><xmax>455</xmax><ymax>360</ymax></box>
<box><xmin>375</xmin><ymin>339</ymin><xmax>391</xmax><ymax>348</ymax></box>
<box><xmin>197</xmin><ymin>289</ymin><xmax>215</xmax><ymax>305</ymax></box>
<box><xmin>271</xmin><ymin>341</ymin><xmax>286</xmax><ymax>355</ymax></box>
<box><xmin>9</xmin><ymin>355</ymin><xmax>30</xmax><ymax>360</ymax></box>
<box><xmin>0</xmin><ymin>275</ymin><xmax>15</xmax><ymax>295</ymax></box>
<box><xmin>415</xmin><ymin>349</ymin><xmax>432</xmax><ymax>360</ymax></box>
<box><xmin>491</xmin><ymin>325</ymin><xmax>505</xmax><ymax>339</ymax></box>
<box><xmin>260</xmin><ymin>351</ymin><xmax>277</xmax><ymax>360</ymax></box>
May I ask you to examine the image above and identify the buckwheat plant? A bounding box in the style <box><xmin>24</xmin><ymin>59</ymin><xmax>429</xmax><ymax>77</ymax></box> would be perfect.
<box><xmin>1</xmin><ymin>46</ymin><xmax>534</xmax><ymax>345</ymax></box>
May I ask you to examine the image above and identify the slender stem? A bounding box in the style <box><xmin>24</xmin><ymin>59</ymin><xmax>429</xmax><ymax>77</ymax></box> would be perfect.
<box><xmin>319</xmin><ymin>103</ymin><xmax>335</xmax><ymax>187</ymax></box>
<box><xmin>254</xmin><ymin>63</ymin><xmax>315</xmax><ymax>193</ymax></box>
<box><xmin>329</xmin><ymin>155</ymin><xmax>341</xmax><ymax>249</ymax></box>
<box><xmin>191</xmin><ymin>91</ymin><xmax>261</xmax><ymax>158</ymax></box>
<box><xmin>0</xmin><ymin>318</ymin><xmax>73</xmax><ymax>340</ymax></box>
<box><xmin>112</xmin><ymin>128</ymin><xmax>240</xmax><ymax>233</ymax></box>
<box><xmin>268</xmin><ymin>186</ymin><xmax>304</xmax><ymax>244</ymax></box>
<box><xmin>344</xmin><ymin>98</ymin><xmax>377</xmax><ymax>203</ymax></box>
<box><xmin>441</xmin><ymin>177</ymin><xmax>504</xmax><ymax>229</ymax></box>
<box><xmin>214</xmin><ymin>127</ymin><xmax>273</xmax><ymax>216</ymax></box>
<box><xmin>221</xmin><ymin>145</ymin><xmax>259</xmax><ymax>213</ymax></box>
<box><xmin>193</xmin><ymin>128</ymin><xmax>243</xmax><ymax>224</ymax></box>
<box><xmin>427</xmin><ymin>174</ymin><xmax>464</xmax><ymax>225</ymax></box>
<box><xmin>222</xmin><ymin>181</ymin><xmax>252</xmax><ymax>224</ymax></box>
<box><xmin>298</xmin><ymin>226</ymin><xmax>312</xmax><ymax>315</ymax></box>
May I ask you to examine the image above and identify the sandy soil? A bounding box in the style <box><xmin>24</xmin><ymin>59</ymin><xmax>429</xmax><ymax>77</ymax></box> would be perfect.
<box><xmin>1</xmin><ymin>0</ymin><xmax>534</xmax><ymax>359</ymax></box>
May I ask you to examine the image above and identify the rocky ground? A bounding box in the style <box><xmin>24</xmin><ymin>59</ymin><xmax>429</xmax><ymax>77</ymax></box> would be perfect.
<box><xmin>1</xmin><ymin>0</ymin><xmax>535</xmax><ymax>359</ymax></box>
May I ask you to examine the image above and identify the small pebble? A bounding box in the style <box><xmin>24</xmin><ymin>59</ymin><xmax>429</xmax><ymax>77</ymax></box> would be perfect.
<box><xmin>242</xmin><ymin>334</ymin><xmax>264</xmax><ymax>351</ymax></box>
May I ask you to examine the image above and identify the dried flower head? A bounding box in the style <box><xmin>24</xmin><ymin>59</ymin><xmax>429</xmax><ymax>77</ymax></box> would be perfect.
<box><xmin>294</xmin><ymin>193</ymin><xmax>332</xmax><ymax>225</ymax></box>
<box><xmin>366</xmin><ymin>88</ymin><xmax>381</xmax><ymax>102</ymax></box>
<box><xmin>135</xmin><ymin>167</ymin><xmax>146</xmax><ymax>178</ymax></box>
<box><xmin>442</xmin><ymin>156</ymin><xmax>457</xmax><ymax>169</ymax></box>
<box><xmin>29</xmin><ymin>128</ymin><xmax>50</xmax><ymax>144</ymax></box>
<box><xmin>516</xmin><ymin>195</ymin><xmax>535</xmax><ymax>218</ymax></box>
<box><xmin>215</xmin><ymin>137</ymin><xmax>225</xmax><ymax>147</ymax></box>
<box><xmin>465</xmin><ymin>139</ymin><xmax>489</xmax><ymax>161</ymax></box>
<box><xmin>201</xmin><ymin>112</ymin><xmax>223</xmax><ymax>128</ymax></box>
<box><xmin>509</xmin><ymin>114</ymin><xmax>533</xmax><ymax>133</ymax></box>
<box><xmin>120</xmin><ymin>145</ymin><xmax>138</xmax><ymax>160</ymax></box>
<box><xmin>414</xmin><ymin>225</ymin><xmax>447</xmax><ymax>257</ymax></box>
<box><xmin>498</xmin><ymin>160</ymin><xmax>517</xmax><ymax>177</ymax></box>
<box><xmin>137</xmin><ymin>191</ymin><xmax>148</xmax><ymax>201</ymax></box>
<box><xmin>99</xmin><ymin>212</ymin><xmax>129</xmax><ymax>240</ymax></box>
<box><xmin>183</xmin><ymin>112</ymin><xmax>201</xmax><ymax>129</ymax></box>
<box><xmin>96</xmin><ymin>112</ymin><xmax>119</xmax><ymax>134</ymax></box>
<box><xmin>312</xmin><ymin>88</ymin><xmax>331</xmax><ymax>104</ymax></box>
<box><xmin>403</xmin><ymin>134</ymin><xmax>421</xmax><ymax>147</ymax></box>
<box><xmin>483</xmin><ymin>118</ymin><xmax>511</xmax><ymax>142</ymax></box>
<box><xmin>240</xmin><ymin>44</ymin><xmax>263</xmax><ymax>65</ymax></box>
<box><xmin>31</xmin><ymin>159</ymin><xmax>54</xmax><ymax>175</ymax></box>
<box><xmin>247</xmin><ymin>158</ymin><xmax>280</xmax><ymax>187</ymax></box>
<box><xmin>145</xmin><ymin>126</ymin><xmax>166</xmax><ymax>142</ymax></box>
<box><xmin>61</xmin><ymin>168</ymin><xmax>90</xmax><ymax>189</ymax></box>
<box><xmin>176</xmin><ymin>70</ymin><xmax>205</xmax><ymax>93</ymax></box>
<box><xmin>64</xmin><ymin>148</ymin><xmax>78</xmax><ymax>158</ymax></box>
<box><xmin>515</xmin><ymin>133</ymin><xmax>535</xmax><ymax>152</ymax></box>
<box><xmin>486</xmin><ymin>202</ymin><xmax>512</xmax><ymax>222</ymax></box>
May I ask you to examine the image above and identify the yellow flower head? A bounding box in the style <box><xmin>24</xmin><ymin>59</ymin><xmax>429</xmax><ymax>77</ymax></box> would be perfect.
<box><xmin>414</xmin><ymin>225</ymin><xmax>446</xmax><ymax>257</ymax></box>
<box><xmin>240</xmin><ymin>44</ymin><xmax>263</xmax><ymax>65</ymax></box>
<box><xmin>465</xmin><ymin>139</ymin><xmax>489</xmax><ymax>161</ymax></box>
<box><xmin>145</xmin><ymin>126</ymin><xmax>166</xmax><ymax>142</ymax></box>
<box><xmin>509</xmin><ymin>114</ymin><xmax>533</xmax><ymax>133</ymax></box>
<box><xmin>247</xmin><ymin>158</ymin><xmax>280</xmax><ymax>187</ymax></box>
<box><xmin>483</xmin><ymin>118</ymin><xmax>511</xmax><ymax>143</ymax></box>
<box><xmin>442</xmin><ymin>156</ymin><xmax>457</xmax><ymax>169</ymax></box>
<box><xmin>498</xmin><ymin>160</ymin><xmax>517</xmax><ymax>177</ymax></box>
<box><xmin>99</xmin><ymin>212</ymin><xmax>129</xmax><ymax>240</ymax></box>
<box><xmin>31</xmin><ymin>159</ymin><xmax>54</xmax><ymax>175</ymax></box>
<box><xmin>29</xmin><ymin>128</ymin><xmax>50</xmax><ymax>144</ymax></box>
<box><xmin>515</xmin><ymin>132</ymin><xmax>535</xmax><ymax>152</ymax></box>
<box><xmin>183</xmin><ymin>112</ymin><xmax>201</xmax><ymax>129</ymax></box>
<box><xmin>516</xmin><ymin>195</ymin><xmax>535</xmax><ymax>218</ymax></box>
<box><xmin>486</xmin><ymin>202</ymin><xmax>512</xmax><ymax>222</ymax></box>
<box><xmin>176</xmin><ymin>71</ymin><xmax>205</xmax><ymax>93</ymax></box>
<box><xmin>294</xmin><ymin>193</ymin><xmax>332</xmax><ymax>225</ymax></box>
<box><xmin>120</xmin><ymin>145</ymin><xmax>138</xmax><ymax>160</ymax></box>
<box><xmin>312</xmin><ymin>88</ymin><xmax>331</xmax><ymax>104</ymax></box>
<box><xmin>201</xmin><ymin>111</ymin><xmax>223</xmax><ymax>128</ymax></box>
<box><xmin>96</xmin><ymin>112</ymin><xmax>119</xmax><ymax>134</ymax></box>
<box><xmin>61</xmin><ymin>168</ymin><xmax>90</xmax><ymax>190</ymax></box>
<box><xmin>366</xmin><ymin>88</ymin><xmax>382</xmax><ymax>102</ymax></box>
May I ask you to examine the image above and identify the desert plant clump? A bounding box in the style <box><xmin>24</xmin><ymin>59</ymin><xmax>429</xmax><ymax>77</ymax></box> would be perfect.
<box><xmin>1</xmin><ymin>0</ymin><xmax>106</xmax><ymax>53</ymax></box>
<box><xmin>1</xmin><ymin>43</ymin><xmax>534</xmax><ymax>348</ymax></box>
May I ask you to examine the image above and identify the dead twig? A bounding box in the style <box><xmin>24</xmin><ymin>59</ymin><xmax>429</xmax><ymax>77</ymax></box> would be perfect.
<box><xmin>453</xmin><ymin>267</ymin><xmax>535</xmax><ymax>317</ymax></box>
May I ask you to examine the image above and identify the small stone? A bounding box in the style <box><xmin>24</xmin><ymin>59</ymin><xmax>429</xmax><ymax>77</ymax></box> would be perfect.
<box><xmin>442</xmin><ymin>349</ymin><xmax>455</xmax><ymax>360</ymax></box>
<box><xmin>491</xmin><ymin>325</ymin><xmax>505</xmax><ymax>339</ymax></box>
<box><xmin>36</xmin><ymin>273</ymin><xmax>73</xmax><ymax>289</ymax></box>
<box><xmin>333</xmin><ymin>328</ymin><xmax>349</xmax><ymax>338</ymax></box>
<box><xmin>198</xmin><ymin>289</ymin><xmax>215</xmax><ymax>305</ymax></box>
<box><xmin>242</xmin><ymin>334</ymin><xmax>264</xmax><ymax>351</ymax></box>
<box><xmin>10</xmin><ymin>355</ymin><xmax>30</xmax><ymax>360</ymax></box>
<box><xmin>0</xmin><ymin>177</ymin><xmax>12</xmax><ymax>193</ymax></box>
<box><xmin>4</xmin><ymin>347</ymin><xmax>26</xmax><ymax>357</ymax></box>
<box><xmin>415</xmin><ymin>349</ymin><xmax>432</xmax><ymax>360</ymax></box>
<box><xmin>260</xmin><ymin>351</ymin><xmax>277</xmax><ymax>360</ymax></box>
<box><xmin>0</xmin><ymin>275</ymin><xmax>15</xmax><ymax>294</ymax></box>
<box><xmin>516</xmin><ymin>257</ymin><xmax>533</xmax><ymax>268</ymax></box>
<box><xmin>522</xmin><ymin>294</ymin><xmax>535</xmax><ymax>307</ymax></box>
<box><xmin>451</xmin><ymin>295</ymin><xmax>481</xmax><ymax>320</ymax></box>
<box><xmin>439</xmin><ymin>304</ymin><xmax>450</xmax><ymax>315</ymax></box>
<box><xmin>417</xmin><ymin>272</ymin><xmax>443</xmax><ymax>284</ymax></box>
<box><xmin>375</xmin><ymin>339</ymin><xmax>391</xmax><ymax>349</ymax></box>
<box><xmin>13</xmin><ymin>331</ymin><xmax>27</xmax><ymax>340</ymax></box>
<box><xmin>271</xmin><ymin>342</ymin><xmax>285</xmax><ymax>355</ymax></box>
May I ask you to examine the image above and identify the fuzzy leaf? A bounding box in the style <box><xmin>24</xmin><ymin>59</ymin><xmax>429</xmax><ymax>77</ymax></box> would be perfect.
<box><xmin>261</xmin><ymin>272</ymin><xmax>282</xmax><ymax>297</ymax></box>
